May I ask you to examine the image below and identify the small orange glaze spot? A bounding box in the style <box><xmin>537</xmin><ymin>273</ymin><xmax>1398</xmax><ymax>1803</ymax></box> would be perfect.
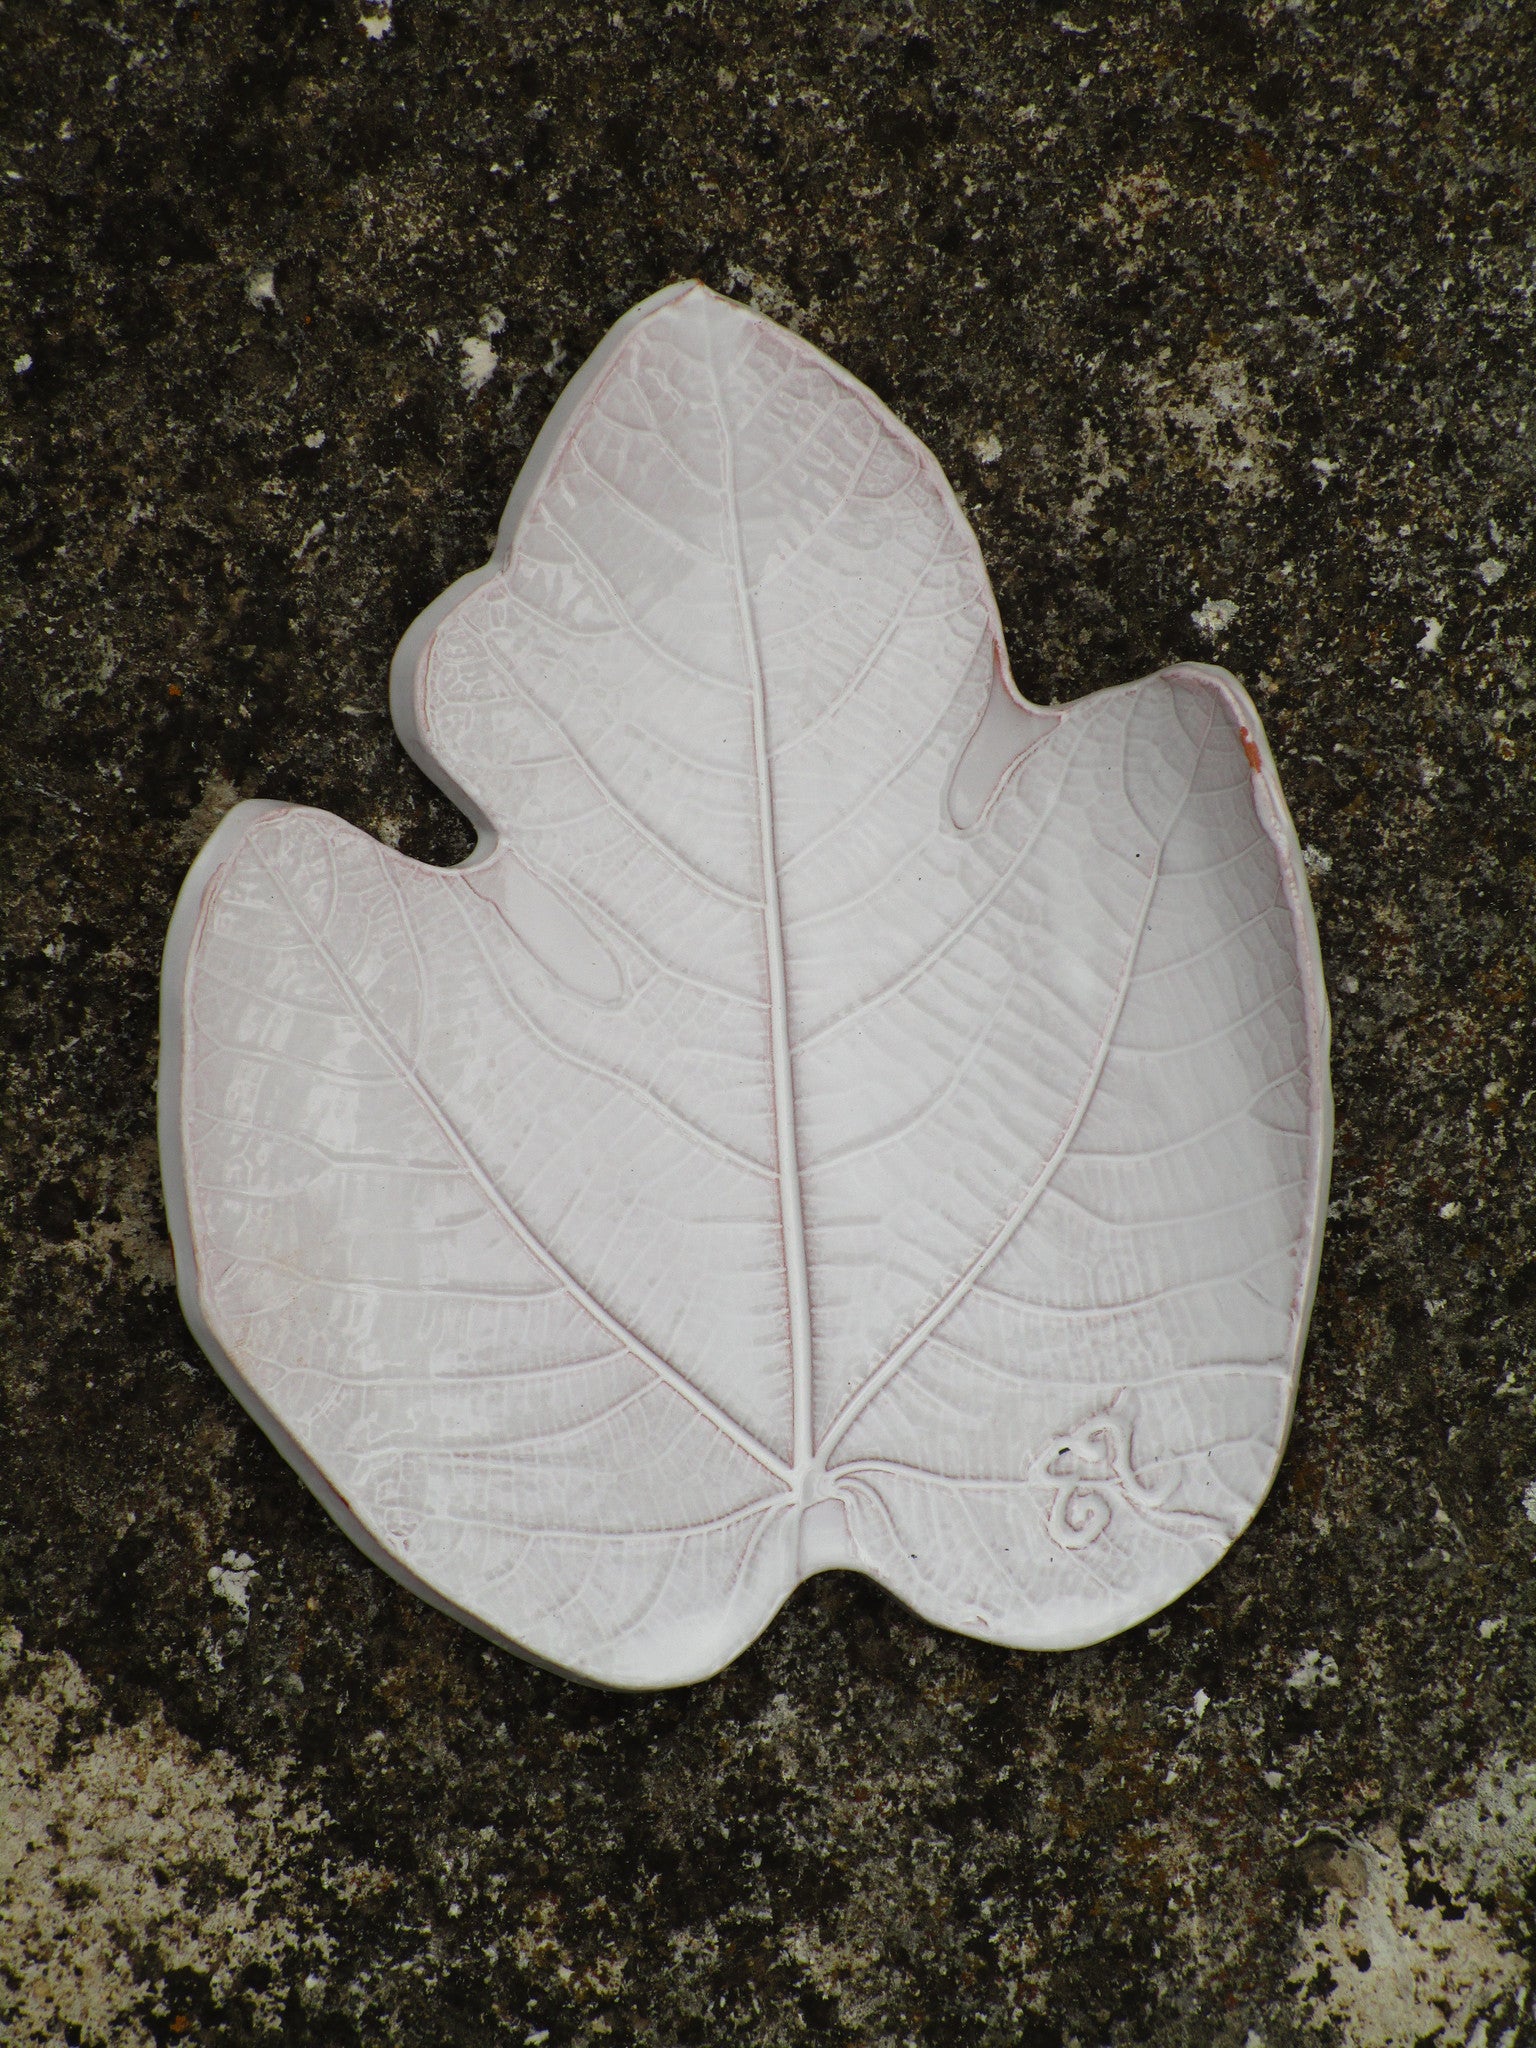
<box><xmin>167</xmin><ymin>684</ymin><xmax>182</xmax><ymax>698</ymax></box>
<box><xmin>170</xmin><ymin>2021</ymin><xmax>191</xmax><ymax>2037</ymax></box>
<box><xmin>1239</xmin><ymin>726</ymin><xmax>1263</xmax><ymax>773</ymax></box>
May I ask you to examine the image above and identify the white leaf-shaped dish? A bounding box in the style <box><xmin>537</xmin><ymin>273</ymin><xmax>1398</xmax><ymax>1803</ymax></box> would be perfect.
<box><xmin>160</xmin><ymin>281</ymin><xmax>1331</xmax><ymax>1689</ymax></box>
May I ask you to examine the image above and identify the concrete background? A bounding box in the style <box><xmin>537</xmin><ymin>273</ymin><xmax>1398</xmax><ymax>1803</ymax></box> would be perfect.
<box><xmin>3</xmin><ymin>1</ymin><xmax>1535</xmax><ymax>2042</ymax></box>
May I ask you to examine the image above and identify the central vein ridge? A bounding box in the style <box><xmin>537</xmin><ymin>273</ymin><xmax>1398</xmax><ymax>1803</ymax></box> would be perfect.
<box><xmin>704</xmin><ymin>318</ymin><xmax>815</xmax><ymax>1478</ymax></box>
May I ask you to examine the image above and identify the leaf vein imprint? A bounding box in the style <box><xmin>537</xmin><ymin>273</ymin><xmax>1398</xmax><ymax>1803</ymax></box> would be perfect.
<box><xmin>705</xmin><ymin>321</ymin><xmax>817</xmax><ymax>1478</ymax></box>
<box><xmin>243</xmin><ymin>837</ymin><xmax>795</xmax><ymax>1489</ymax></box>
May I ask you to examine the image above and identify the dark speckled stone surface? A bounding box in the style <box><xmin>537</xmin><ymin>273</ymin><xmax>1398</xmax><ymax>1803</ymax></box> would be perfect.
<box><xmin>4</xmin><ymin>3</ymin><xmax>1536</xmax><ymax>2042</ymax></box>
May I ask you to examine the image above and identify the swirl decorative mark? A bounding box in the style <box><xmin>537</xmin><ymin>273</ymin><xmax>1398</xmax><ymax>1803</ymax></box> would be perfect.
<box><xmin>1043</xmin><ymin>1407</ymin><xmax>1228</xmax><ymax>1553</ymax></box>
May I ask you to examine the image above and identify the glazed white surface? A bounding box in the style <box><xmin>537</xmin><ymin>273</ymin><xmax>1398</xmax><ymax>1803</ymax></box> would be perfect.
<box><xmin>160</xmin><ymin>282</ymin><xmax>1331</xmax><ymax>1688</ymax></box>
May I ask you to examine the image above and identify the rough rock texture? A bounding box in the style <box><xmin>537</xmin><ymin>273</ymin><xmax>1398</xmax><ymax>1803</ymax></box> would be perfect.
<box><xmin>3</xmin><ymin>2</ymin><xmax>1535</xmax><ymax>2042</ymax></box>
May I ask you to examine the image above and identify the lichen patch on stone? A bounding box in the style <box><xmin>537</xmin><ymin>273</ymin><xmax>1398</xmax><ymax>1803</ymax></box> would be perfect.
<box><xmin>1290</xmin><ymin>1805</ymin><xmax>1529</xmax><ymax>2047</ymax></box>
<box><xmin>0</xmin><ymin>1629</ymin><xmax>339</xmax><ymax>2046</ymax></box>
<box><xmin>1138</xmin><ymin>347</ymin><xmax>1283</xmax><ymax>502</ymax></box>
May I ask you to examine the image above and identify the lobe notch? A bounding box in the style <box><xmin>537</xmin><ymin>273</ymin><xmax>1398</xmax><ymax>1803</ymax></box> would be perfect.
<box><xmin>945</xmin><ymin>652</ymin><xmax>1060</xmax><ymax>831</ymax></box>
<box><xmin>466</xmin><ymin>854</ymin><xmax>626</xmax><ymax>1008</ymax></box>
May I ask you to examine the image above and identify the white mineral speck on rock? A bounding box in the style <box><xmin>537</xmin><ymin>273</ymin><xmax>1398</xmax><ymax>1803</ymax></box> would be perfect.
<box><xmin>208</xmin><ymin>1550</ymin><xmax>257</xmax><ymax>1617</ymax></box>
<box><xmin>460</xmin><ymin>335</ymin><xmax>497</xmax><ymax>393</ymax></box>
<box><xmin>1191</xmin><ymin>596</ymin><xmax>1238</xmax><ymax>637</ymax></box>
<box><xmin>1285</xmin><ymin>1648</ymin><xmax>1340</xmax><ymax>1701</ymax></box>
<box><xmin>1477</xmin><ymin>557</ymin><xmax>1508</xmax><ymax>586</ymax></box>
<box><xmin>13</xmin><ymin>353</ymin><xmax>32</xmax><ymax>374</ymax></box>
<box><xmin>1523</xmin><ymin>1480</ymin><xmax>1536</xmax><ymax>1526</ymax></box>
<box><xmin>1418</xmin><ymin>617</ymin><xmax>1443</xmax><ymax>652</ymax></box>
<box><xmin>971</xmin><ymin>431</ymin><xmax>1002</xmax><ymax>464</ymax></box>
<box><xmin>245</xmin><ymin>266</ymin><xmax>278</xmax><ymax>309</ymax></box>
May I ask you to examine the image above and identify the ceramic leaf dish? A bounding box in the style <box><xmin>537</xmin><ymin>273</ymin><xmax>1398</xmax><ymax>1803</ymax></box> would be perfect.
<box><xmin>159</xmin><ymin>281</ymin><xmax>1331</xmax><ymax>1688</ymax></box>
